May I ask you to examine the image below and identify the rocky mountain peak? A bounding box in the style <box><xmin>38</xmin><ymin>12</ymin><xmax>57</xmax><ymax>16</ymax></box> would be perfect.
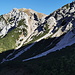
<box><xmin>0</xmin><ymin>1</ymin><xmax>75</xmax><ymax>52</ymax></box>
<box><xmin>18</xmin><ymin>8</ymin><xmax>47</xmax><ymax>18</ymax></box>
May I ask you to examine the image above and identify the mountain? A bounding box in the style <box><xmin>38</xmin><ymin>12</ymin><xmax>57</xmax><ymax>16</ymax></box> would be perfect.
<box><xmin>0</xmin><ymin>1</ymin><xmax>75</xmax><ymax>75</ymax></box>
<box><xmin>0</xmin><ymin>8</ymin><xmax>47</xmax><ymax>51</ymax></box>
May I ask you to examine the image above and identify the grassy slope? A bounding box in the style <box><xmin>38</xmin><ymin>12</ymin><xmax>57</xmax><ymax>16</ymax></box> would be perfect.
<box><xmin>0</xmin><ymin>28</ymin><xmax>20</xmax><ymax>52</ymax></box>
<box><xmin>0</xmin><ymin>19</ymin><xmax>28</xmax><ymax>53</ymax></box>
<box><xmin>0</xmin><ymin>43</ymin><xmax>75</xmax><ymax>75</ymax></box>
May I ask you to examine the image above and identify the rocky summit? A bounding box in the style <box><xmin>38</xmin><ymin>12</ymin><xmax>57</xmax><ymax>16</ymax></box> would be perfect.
<box><xmin>0</xmin><ymin>1</ymin><xmax>75</xmax><ymax>63</ymax></box>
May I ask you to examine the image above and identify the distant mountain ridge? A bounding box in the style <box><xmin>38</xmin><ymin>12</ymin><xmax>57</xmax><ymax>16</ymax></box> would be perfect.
<box><xmin>0</xmin><ymin>1</ymin><xmax>75</xmax><ymax>63</ymax></box>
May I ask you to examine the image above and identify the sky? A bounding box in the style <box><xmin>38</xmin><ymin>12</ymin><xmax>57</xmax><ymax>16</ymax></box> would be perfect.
<box><xmin>0</xmin><ymin>0</ymin><xmax>74</xmax><ymax>15</ymax></box>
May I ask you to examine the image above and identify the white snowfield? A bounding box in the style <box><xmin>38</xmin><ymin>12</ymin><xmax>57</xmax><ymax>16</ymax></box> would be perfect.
<box><xmin>23</xmin><ymin>31</ymin><xmax>75</xmax><ymax>61</ymax></box>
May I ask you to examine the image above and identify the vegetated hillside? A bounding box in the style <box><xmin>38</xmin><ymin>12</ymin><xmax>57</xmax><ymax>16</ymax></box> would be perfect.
<box><xmin>0</xmin><ymin>1</ymin><xmax>75</xmax><ymax>75</ymax></box>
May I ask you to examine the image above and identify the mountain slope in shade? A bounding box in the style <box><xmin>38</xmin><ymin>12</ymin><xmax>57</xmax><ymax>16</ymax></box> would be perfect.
<box><xmin>0</xmin><ymin>1</ymin><xmax>75</xmax><ymax>64</ymax></box>
<box><xmin>0</xmin><ymin>43</ymin><xmax>75</xmax><ymax>75</ymax></box>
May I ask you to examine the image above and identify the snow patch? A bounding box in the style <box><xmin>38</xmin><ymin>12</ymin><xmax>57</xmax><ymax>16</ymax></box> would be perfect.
<box><xmin>23</xmin><ymin>31</ymin><xmax>75</xmax><ymax>61</ymax></box>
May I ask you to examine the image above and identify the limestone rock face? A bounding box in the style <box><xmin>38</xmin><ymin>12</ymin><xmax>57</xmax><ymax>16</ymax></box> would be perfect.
<box><xmin>0</xmin><ymin>1</ymin><xmax>75</xmax><ymax>51</ymax></box>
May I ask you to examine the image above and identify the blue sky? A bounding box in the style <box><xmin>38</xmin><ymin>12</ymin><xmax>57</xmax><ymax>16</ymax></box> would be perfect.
<box><xmin>0</xmin><ymin>0</ymin><xmax>73</xmax><ymax>15</ymax></box>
